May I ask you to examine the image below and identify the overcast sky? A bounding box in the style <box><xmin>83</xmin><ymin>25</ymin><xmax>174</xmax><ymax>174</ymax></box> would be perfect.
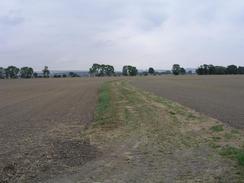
<box><xmin>0</xmin><ymin>0</ymin><xmax>244</xmax><ymax>71</ymax></box>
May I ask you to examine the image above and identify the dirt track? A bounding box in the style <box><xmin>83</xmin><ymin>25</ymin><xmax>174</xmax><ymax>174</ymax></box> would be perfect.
<box><xmin>0</xmin><ymin>78</ymin><xmax>105</xmax><ymax>182</ymax></box>
<box><xmin>131</xmin><ymin>75</ymin><xmax>244</xmax><ymax>129</ymax></box>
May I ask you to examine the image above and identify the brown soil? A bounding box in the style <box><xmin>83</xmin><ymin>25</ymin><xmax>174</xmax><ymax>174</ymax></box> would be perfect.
<box><xmin>131</xmin><ymin>75</ymin><xmax>244</xmax><ymax>129</ymax></box>
<box><xmin>0</xmin><ymin>78</ymin><xmax>105</xmax><ymax>182</ymax></box>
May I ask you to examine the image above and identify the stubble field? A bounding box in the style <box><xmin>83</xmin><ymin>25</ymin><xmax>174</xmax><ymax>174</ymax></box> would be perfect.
<box><xmin>131</xmin><ymin>75</ymin><xmax>244</xmax><ymax>129</ymax></box>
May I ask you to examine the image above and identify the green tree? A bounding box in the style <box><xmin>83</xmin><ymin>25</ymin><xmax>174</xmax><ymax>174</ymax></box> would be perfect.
<box><xmin>226</xmin><ymin>65</ymin><xmax>238</xmax><ymax>74</ymax></box>
<box><xmin>105</xmin><ymin>65</ymin><xmax>115</xmax><ymax>76</ymax></box>
<box><xmin>5</xmin><ymin>66</ymin><xmax>20</xmax><ymax>79</ymax></box>
<box><xmin>0</xmin><ymin>67</ymin><xmax>5</xmax><ymax>79</ymax></box>
<box><xmin>89</xmin><ymin>64</ymin><xmax>114</xmax><ymax>76</ymax></box>
<box><xmin>196</xmin><ymin>65</ymin><xmax>204</xmax><ymax>75</ymax></box>
<box><xmin>148</xmin><ymin>67</ymin><xmax>155</xmax><ymax>75</ymax></box>
<box><xmin>238</xmin><ymin>66</ymin><xmax>244</xmax><ymax>74</ymax></box>
<box><xmin>122</xmin><ymin>66</ymin><xmax>129</xmax><ymax>76</ymax></box>
<box><xmin>129</xmin><ymin>66</ymin><xmax>137</xmax><ymax>76</ymax></box>
<box><xmin>214</xmin><ymin>66</ymin><xmax>226</xmax><ymax>75</ymax></box>
<box><xmin>99</xmin><ymin>64</ymin><xmax>106</xmax><ymax>76</ymax></box>
<box><xmin>89</xmin><ymin>63</ymin><xmax>100</xmax><ymax>76</ymax></box>
<box><xmin>196</xmin><ymin>65</ymin><xmax>210</xmax><ymax>75</ymax></box>
<box><xmin>43</xmin><ymin>66</ymin><xmax>50</xmax><ymax>78</ymax></box>
<box><xmin>123</xmin><ymin>65</ymin><xmax>137</xmax><ymax>76</ymax></box>
<box><xmin>172</xmin><ymin>64</ymin><xmax>181</xmax><ymax>75</ymax></box>
<box><xmin>196</xmin><ymin>64</ymin><xmax>227</xmax><ymax>75</ymax></box>
<box><xmin>208</xmin><ymin>65</ymin><xmax>216</xmax><ymax>75</ymax></box>
<box><xmin>180</xmin><ymin>67</ymin><xmax>186</xmax><ymax>75</ymax></box>
<box><xmin>20</xmin><ymin>67</ymin><xmax>34</xmax><ymax>78</ymax></box>
<box><xmin>203</xmin><ymin>64</ymin><xmax>210</xmax><ymax>74</ymax></box>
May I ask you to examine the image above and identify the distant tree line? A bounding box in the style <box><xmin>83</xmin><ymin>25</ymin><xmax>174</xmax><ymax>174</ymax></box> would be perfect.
<box><xmin>0</xmin><ymin>65</ymin><xmax>82</xmax><ymax>79</ymax></box>
<box><xmin>89</xmin><ymin>64</ymin><xmax>139</xmax><ymax>77</ymax></box>
<box><xmin>89</xmin><ymin>64</ymin><xmax>173</xmax><ymax>77</ymax></box>
<box><xmin>0</xmin><ymin>64</ymin><xmax>186</xmax><ymax>79</ymax></box>
<box><xmin>0</xmin><ymin>65</ymin><xmax>51</xmax><ymax>79</ymax></box>
<box><xmin>0</xmin><ymin>66</ymin><xmax>34</xmax><ymax>79</ymax></box>
<box><xmin>196</xmin><ymin>64</ymin><xmax>244</xmax><ymax>75</ymax></box>
<box><xmin>2</xmin><ymin>63</ymin><xmax>243</xmax><ymax>79</ymax></box>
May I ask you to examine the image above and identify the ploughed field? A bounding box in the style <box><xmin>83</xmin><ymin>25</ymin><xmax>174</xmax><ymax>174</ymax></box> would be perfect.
<box><xmin>1</xmin><ymin>77</ymin><xmax>244</xmax><ymax>182</ymax></box>
<box><xmin>0</xmin><ymin>78</ymin><xmax>106</xmax><ymax>182</ymax></box>
<box><xmin>131</xmin><ymin>75</ymin><xmax>244</xmax><ymax>129</ymax></box>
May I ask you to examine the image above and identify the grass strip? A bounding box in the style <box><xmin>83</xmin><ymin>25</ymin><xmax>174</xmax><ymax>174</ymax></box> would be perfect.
<box><xmin>93</xmin><ymin>82</ymin><xmax>117</xmax><ymax>128</ymax></box>
<box><xmin>220</xmin><ymin>146</ymin><xmax>244</xmax><ymax>166</ymax></box>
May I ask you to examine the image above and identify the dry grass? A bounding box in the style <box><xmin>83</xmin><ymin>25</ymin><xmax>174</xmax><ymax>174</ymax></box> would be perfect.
<box><xmin>79</xmin><ymin>80</ymin><xmax>244</xmax><ymax>182</ymax></box>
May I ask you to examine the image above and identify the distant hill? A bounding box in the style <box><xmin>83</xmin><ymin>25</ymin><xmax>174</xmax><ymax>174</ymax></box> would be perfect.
<box><xmin>185</xmin><ymin>68</ymin><xmax>196</xmax><ymax>74</ymax></box>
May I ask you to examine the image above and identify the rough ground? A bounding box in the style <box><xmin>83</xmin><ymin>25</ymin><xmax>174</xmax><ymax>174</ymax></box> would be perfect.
<box><xmin>0</xmin><ymin>78</ymin><xmax>106</xmax><ymax>182</ymax></box>
<box><xmin>46</xmin><ymin>81</ymin><xmax>244</xmax><ymax>183</ymax></box>
<box><xmin>131</xmin><ymin>75</ymin><xmax>244</xmax><ymax>129</ymax></box>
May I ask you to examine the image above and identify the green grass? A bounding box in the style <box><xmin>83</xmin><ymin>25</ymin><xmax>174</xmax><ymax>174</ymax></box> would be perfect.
<box><xmin>210</xmin><ymin>125</ymin><xmax>224</xmax><ymax>132</ymax></box>
<box><xmin>224</xmin><ymin>132</ymin><xmax>236</xmax><ymax>140</ymax></box>
<box><xmin>211</xmin><ymin>136</ymin><xmax>221</xmax><ymax>141</ymax></box>
<box><xmin>96</xmin><ymin>83</ymin><xmax>110</xmax><ymax>114</ymax></box>
<box><xmin>231</xmin><ymin>129</ymin><xmax>240</xmax><ymax>134</ymax></box>
<box><xmin>94</xmin><ymin>83</ymin><xmax>114</xmax><ymax>126</ymax></box>
<box><xmin>220</xmin><ymin>146</ymin><xmax>244</xmax><ymax>166</ymax></box>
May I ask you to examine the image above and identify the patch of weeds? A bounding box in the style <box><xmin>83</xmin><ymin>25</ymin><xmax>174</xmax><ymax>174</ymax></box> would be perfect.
<box><xmin>211</xmin><ymin>136</ymin><xmax>221</xmax><ymax>141</ymax></box>
<box><xmin>210</xmin><ymin>125</ymin><xmax>224</xmax><ymax>132</ymax></box>
<box><xmin>124</xmin><ymin>107</ymin><xmax>137</xmax><ymax>127</ymax></box>
<box><xmin>209</xmin><ymin>142</ymin><xmax>221</xmax><ymax>149</ymax></box>
<box><xmin>180</xmin><ymin>136</ymin><xmax>197</xmax><ymax>147</ymax></box>
<box><xmin>224</xmin><ymin>133</ymin><xmax>236</xmax><ymax>140</ymax></box>
<box><xmin>220</xmin><ymin>146</ymin><xmax>244</xmax><ymax>166</ymax></box>
<box><xmin>124</xmin><ymin>108</ymin><xmax>130</xmax><ymax>123</ymax></box>
<box><xmin>237</xmin><ymin>153</ymin><xmax>244</xmax><ymax>166</ymax></box>
<box><xmin>231</xmin><ymin>129</ymin><xmax>240</xmax><ymax>134</ymax></box>
<box><xmin>169</xmin><ymin>111</ymin><xmax>176</xmax><ymax>115</ymax></box>
<box><xmin>150</xmin><ymin>94</ymin><xmax>168</xmax><ymax>104</ymax></box>
<box><xmin>120</xmin><ymin>86</ymin><xmax>141</xmax><ymax>105</ymax></box>
<box><xmin>187</xmin><ymin>113</ymin><xmax>198</xmax><ymax>120</ymax></box>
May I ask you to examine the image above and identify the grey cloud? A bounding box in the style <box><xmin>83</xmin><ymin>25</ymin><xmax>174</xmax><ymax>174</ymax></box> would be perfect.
<box><xmin>0</xmin><ymin>9</ymin><xmax>24</xmax><ymax>27</ymax></box>
<box><xmin>0</xmin><ymin>15</ymin><xmax>24</xmax><ymax>26</ymax></box>
<box><xmin>0</xmin><ymin>0</ymin><xmax>244</xmax><ymax>71</ymax></box>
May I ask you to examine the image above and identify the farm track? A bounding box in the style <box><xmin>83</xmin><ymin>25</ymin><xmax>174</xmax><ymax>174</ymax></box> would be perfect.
<box><xmin>46</xmin><ymin>80</ymin><xmax>244</xmax><ymax>182</ymax></box>
<box><xmin>0</xmin><ymin>78</ymin><xmax>107</xmax><ymax>182</ymax></box>
<box><xmin>131</xmin><ymin>75</ymin><xmax>244</xmax><ymax>129</ymax></box>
